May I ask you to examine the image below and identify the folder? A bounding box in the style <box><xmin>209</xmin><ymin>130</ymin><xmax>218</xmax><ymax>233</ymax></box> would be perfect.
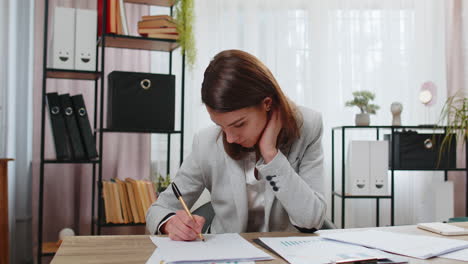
<box><xmin>75</xmin><ymin>9</ymin><xmax>97</xmax><ymax>71</ymax></box>
<box><xmin>369</xmin><ymin>141</ymin><xmax>389</xmax><ymax>195</ymax></box>
<box><xmin>52</xmin><ymin>7</ymin><xmax>75</xmax><ymax>69</ymax></box>
<box><xmin>59</xmin><ymin>94</ymin><xmax>86</xmax><ymax>160</ymax></box>
<box><xmin>346</xmin><ymin>141</ymin><xmax>370</xmax><ymax>195</ymax></box>
<box><xmin>46</xmin><ymin>92</ymin><xmax>71</xmax><ymax>160</ymax></box>
<box><xmin>71</xmin><ymin>94</ymin><xmax>98</xmax><ymax>159</ymax></box>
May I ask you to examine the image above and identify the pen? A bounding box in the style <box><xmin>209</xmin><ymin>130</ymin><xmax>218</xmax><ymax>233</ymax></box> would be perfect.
<box><xmin>171</xmin><ymin>182</ymin><xmax>206</xmax><ymax>242</ymax></box>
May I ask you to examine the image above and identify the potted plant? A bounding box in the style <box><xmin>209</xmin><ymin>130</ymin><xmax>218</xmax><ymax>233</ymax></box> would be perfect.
<box><xmin>150</xmin><ymin>168</ymin><xmax>172</xmax><ymax>194</ymax></box>
<box><xmin>437</xmin><ymin>90</ymin><xmax>468</xmax><ymax>165</ymax></box>
<box><xmin>345</xmin><ymin>90</ymin><xmax>380</xmax><ymax>126</ymax></box>
<box><xmin>174</xmin><ymin>0</ymin><xmax>196</xmax><ymax>69</ymax></box>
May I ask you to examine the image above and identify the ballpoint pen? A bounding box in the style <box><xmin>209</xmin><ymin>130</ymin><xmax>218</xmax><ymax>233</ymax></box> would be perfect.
<box><xmin>171</xmin><ymin>182</ymin><xmax>206</xmax><ymax>242</ymax></box>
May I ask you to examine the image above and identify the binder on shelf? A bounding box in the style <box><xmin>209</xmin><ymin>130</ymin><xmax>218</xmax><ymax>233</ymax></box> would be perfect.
<box><xmin>346</xmin><ymin>141</ymin><xmax>369</xmax><ymax>195</ymax></box>
<box><xmin>75</xmin><ymin>9</ymin><xmax>97</xmax><ymax>71</ymax></box>
<box><xmin>346</xmin><ymin>141</ymin><xmax>389</xmax><ymax>196</ymax></box>
<box><xmin>51</xmin><ymin>7</ymin><xmax>75</xmax><ymax>69</ymax></box>
<box><xmin>46</xmin><ymin>92</ymin><xmax>71</xmax><ymax>160</ymax></box>
<box><xmin>369</xmin><ymin>141</ymin><xmax>389</xmax><ymax>196</ymax></box>
<box><xmin>59</xmin><ymin>94</ymin><xmax>86</xmax><ymax>160</ymax></box>
<box><xmin>71</xmin><ymin>94</ymin><xmax>98</xmax><ymax>159</ymax></box>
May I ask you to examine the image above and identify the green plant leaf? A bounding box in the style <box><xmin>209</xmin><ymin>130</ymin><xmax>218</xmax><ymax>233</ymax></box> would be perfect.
<box><xmin>174</xmin><ymin>0</ymin><xmax>196</xmax><ymax>69</ymax></box>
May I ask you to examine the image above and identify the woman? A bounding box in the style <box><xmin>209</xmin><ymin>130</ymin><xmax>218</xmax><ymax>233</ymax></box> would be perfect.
<box><xmin>146</xmin><ymin>50</ymin><xmax>326</xmax><ymax>241</ymax></box>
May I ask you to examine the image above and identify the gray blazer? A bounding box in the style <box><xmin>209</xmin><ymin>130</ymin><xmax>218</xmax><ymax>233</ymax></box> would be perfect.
<box><xmin>146</xmin><ymin>106</ymin><xmax>327</xmax><ymax>234</ymax></box>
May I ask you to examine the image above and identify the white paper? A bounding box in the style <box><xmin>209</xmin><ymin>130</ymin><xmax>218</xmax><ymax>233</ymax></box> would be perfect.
<box><xmin>150</xmin><ymin>233</ymin><xmax>273</xmax><ymax>263</ymax></box>
<box><xmin>440</xmin><ymin>247</ymin><xmax>468</xmax><ymax>262</ymax></box>
<box><xmin>259</xmin><ymin>236</ymin><xmax>388</xmax><ymax>264</ymax></box>
<box><xmin>146</xmin><ymin>248</ymin><xmax>256</xmax><ymax>264</ymax></box>
<box><xmin>321</xmin><ymin>230</ymin><xmax>468</xmax><ymax>259</ymax></box>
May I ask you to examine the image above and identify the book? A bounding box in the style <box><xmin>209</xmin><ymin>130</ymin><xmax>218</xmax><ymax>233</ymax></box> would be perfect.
<box><xmin>118</xmin><ymin>0</ymin><xmax>128</xmax><ymax>35</ymax></box>
<box><xmin>114</xmin><ymin>178</ymin><xmax>129</xmax><ymax>223</ymax></box>
<box><xmin>147</xmin><ymin>181</ymin><xmax>157</xmax><ymax>204</ymax></box>
<box><xmin>116</xmin><ymin>0</ymin><xmax>122</xmax><ymax>34</ymax></box>
<box><xmin>110</xmin><ymin>180</ymin><xmax>124</xmax><ymax>223</ymax></box>
<box><xmin>126</xmin><ymin>178</ymin><xmax>145</xmax><ymax>223</ymax></box>
<box><xmin>102</xmin><ymin>181</ymin><xmax>111</xmax><ymax>223</ymax></box>
<box><xmin>106</xmin><ymin>181</ymin><xmax>116</xmax><ymax>223</ymax></box>
<box><xmin>142</xmin><ymin>14</ymin><xmax>173</xmax><ymax>21</ymax></box>
<box><xmin>147</xmin><ymin>33</ymin><xmax>179</xmax><ymax>40</ymax></box>
<box><xmin>109</xmin><ymin>0</ymin><xmax>117</xmax><ymax>34</ymax></box>
<box><xmin>97</xmin><ymin>0</ymin><xmax>111</xmax><ymax>35</ymax></box>
<box><xmin>138</xmin><ymin>27</ymin><xmax>177</xmax><ymax>35</ymax></box>
<box><xmin>138</xmin><ymin>180</ymin><xmax>151</xmax><ymax>215</ymax></box>
<box><xmin>125</xmin><ymin>181</ymin><xmax>140</xmax><ymax>223</ymax></box>
<box><xmin>138</xmin><ymin>18</ymin><xmax>175</xmax><ymax>29</ymax></box>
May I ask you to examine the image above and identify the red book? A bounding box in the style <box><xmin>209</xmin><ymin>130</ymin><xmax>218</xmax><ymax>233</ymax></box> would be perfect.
<box><xmin>97</xmin><ymin>0</ymin><xmax>114</xmax><ymax>36</ymax></box>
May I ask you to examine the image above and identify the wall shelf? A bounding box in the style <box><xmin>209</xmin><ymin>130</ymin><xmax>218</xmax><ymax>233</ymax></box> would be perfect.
<box><xmin>46</xmin><ymin>69</ymin><xmax>101</xmax><ymax>80</ymax></box>
<box><xmin>100</xmin><ymin>34</ymin><xmax>179</xmax><ymax>52</ymax></box>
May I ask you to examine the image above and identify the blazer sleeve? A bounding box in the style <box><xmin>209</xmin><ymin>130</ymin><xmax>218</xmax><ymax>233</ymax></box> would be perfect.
<box><xmin>256</xmin><ymin>113</ymin><xmax>327</xmax><ymax>230</ymax></box>
<box><xmin>146</xmin><ymin>132</ymin><xmax>206</xmax><ymax>234</ymax></box>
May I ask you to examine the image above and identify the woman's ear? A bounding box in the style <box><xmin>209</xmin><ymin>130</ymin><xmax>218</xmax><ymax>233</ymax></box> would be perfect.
<box><xmin>263</xmin><ymin>97</ymin><xmax>273</xmax><ymax>111</ymax></box>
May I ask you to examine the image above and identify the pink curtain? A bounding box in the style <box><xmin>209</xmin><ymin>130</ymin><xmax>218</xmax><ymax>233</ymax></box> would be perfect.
<box><xmin>32</xmin><ymin>0</ymin><xmax>151</xmax><ymax>261</ymax></box>
<box><xmin>445</xmin><ymin>0</ymin><xmax>467</xmax><ymax>217</ymax></box>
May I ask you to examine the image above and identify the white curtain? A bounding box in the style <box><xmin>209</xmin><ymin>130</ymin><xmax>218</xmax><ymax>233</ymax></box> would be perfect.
<box><xmin>150</xmin><ymin>0</ymin><xmax>452</xmax><ymax>227</ymax></box>
<box><xmin>0</xmin><ymin>0</ymin><xmax>35</xmax><ymax>263</ymax></box>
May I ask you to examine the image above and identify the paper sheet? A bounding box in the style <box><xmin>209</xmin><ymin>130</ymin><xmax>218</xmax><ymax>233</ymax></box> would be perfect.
<box><xmin>440</xmin><ymin>247</ymin><xmax>468</xmax><ymax>262</ymax></box>
<box><xmin>259</xmin><ymin>236</ymin><xmax>389</xmax><ymax>264</ymax></box>
<box><xmin>320</xmin><ymin>230</ymin><xmax>468</xmax><ymax>259</ymax></box>
<box><xmin>146</xmin><ymin>248</ymin><xmax>256</xmax><ymax>264</ymax></box>
<box><xmin>150</xmin><ymin>233</ymin><xmax>273</xmax><ymax>263</ymax></box>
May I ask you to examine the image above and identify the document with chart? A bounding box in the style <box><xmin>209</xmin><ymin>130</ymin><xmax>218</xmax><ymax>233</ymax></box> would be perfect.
<box><xmin>259</xmin><ymin>236</ymin><xmax>392</xmax><ymax>264</ymax></box>
<box><xmin>320</xmin><ymin>230</ymin><xmax>468</xmax><ymax>259</ymax></box>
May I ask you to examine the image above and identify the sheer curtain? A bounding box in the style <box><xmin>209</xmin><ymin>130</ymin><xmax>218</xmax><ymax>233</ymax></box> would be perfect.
<box><xmin>1</xmin><ymin>0</ymin><xmax>35</xmax><ymax>263</ymax></box>
<box><xmin>163</xmin><ymin>0</ymin><xmax>451</xmax><ymax>226</ymax></box>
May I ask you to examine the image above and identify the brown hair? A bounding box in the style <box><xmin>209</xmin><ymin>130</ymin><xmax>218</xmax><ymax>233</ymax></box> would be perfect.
<box><xmin>201</xmin><ymin>49</ymin><xmax>301</xmax><ymax>160</ymax></box>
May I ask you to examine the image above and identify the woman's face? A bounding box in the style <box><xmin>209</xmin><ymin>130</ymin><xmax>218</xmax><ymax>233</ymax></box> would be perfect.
<box><xmin>207</xmin><ymin>101</ymin><xmax>270</xmax><ymax>148</ymax></box>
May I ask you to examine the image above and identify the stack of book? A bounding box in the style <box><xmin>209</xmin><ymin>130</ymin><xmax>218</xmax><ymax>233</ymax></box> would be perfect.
<box><xmin>137</xmin><ymin>15</ymin><xmax>179</xmax><ymax>40</ymax></box>
<box><xmin>102</xmin><ymin>178</ymin><xmax>158</xmax><ymax>224</ymax></box>
<box><xmin>98</xmin><ymin>0</ymin><xmax>129</xmax><ymax>35</ymax></box>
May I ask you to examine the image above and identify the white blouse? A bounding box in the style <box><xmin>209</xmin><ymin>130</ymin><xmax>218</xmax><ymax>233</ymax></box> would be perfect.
<box><xmin>244</xmin><ymin>152</ymin><xmax>267</xmax><ymax>232</ymax></box>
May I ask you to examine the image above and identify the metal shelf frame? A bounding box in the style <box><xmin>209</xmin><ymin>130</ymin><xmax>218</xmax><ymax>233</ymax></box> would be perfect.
<box><xmin>331</xmin><ymin>125</ymin><xmax>468</xmax><ymax>229</ymax></box>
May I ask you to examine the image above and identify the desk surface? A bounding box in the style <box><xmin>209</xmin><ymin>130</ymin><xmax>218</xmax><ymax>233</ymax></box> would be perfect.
<box><xmin>51</xmin><ymin>223</ymin><xmax>468</xmax><ymax>264</ymax></box>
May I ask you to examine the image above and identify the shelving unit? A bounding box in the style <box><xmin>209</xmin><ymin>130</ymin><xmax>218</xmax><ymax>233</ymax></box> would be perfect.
<box><xmin>37</xmin><ymin>0</ymin><xmax>185</xmax><ymax>263</ymax></box>
<box><xmin>94</xmin><ymin>0</ymin><xmax>185</xmax><ymax>235</ymax></box>
<box><xmin>331</xmin><ymin>125</ymin><xmax>468</xmax><ymax>229</ymax></box>
<box><xmin>38</xmin><ymin>1</ymin><xmax>101</xmax><ymax>262</ymax></box>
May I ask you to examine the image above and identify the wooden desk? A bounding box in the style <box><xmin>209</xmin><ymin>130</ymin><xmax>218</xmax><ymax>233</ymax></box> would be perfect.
<box><xmin>0</xmin><ymin>158</ymin><xmax>13</xmax><ymax>264</ymax></box>
<box><xmin>51</xmin><ymin>224</ymin><xmax>468</xmax><ymax>264</ymax></box>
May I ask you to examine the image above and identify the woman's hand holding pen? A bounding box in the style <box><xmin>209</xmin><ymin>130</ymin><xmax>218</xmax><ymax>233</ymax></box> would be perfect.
<box><xmin>161</xmin><ymin>210</ymin><xmax>205</xmax><ymax>241</ymax></box>
<box><xmin>258</xmin><ymin>109</ymin><xmax>282</xmax><ymax>164</ymax></box>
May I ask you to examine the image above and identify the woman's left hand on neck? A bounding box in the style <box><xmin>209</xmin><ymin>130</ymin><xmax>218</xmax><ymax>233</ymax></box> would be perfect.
<box><xmin>258</xmin><ymin>109</ymin><xmax>282</xmax><ymax>163</ymax></box>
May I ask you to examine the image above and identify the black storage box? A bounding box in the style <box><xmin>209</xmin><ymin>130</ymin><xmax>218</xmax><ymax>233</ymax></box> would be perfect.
<box><xmin>107</xmin><ymin>71</ymin><xmax>175</xmax><ymax>131</ymax></box>
<box><xmin>384</xmin><ymin>131</ymin><xmax>456</xmax><ymax>169</ymax></box>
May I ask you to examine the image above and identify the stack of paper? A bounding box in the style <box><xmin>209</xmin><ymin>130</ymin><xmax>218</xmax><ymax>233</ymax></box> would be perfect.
<box><xmin>320</xmin><ymin>230</ymin><xmax>468</xmax><ymax>259</ymax></box>
<box><xmin>259</xmin><ymin>236</ymin><xmax>402</xmax><ymax>264</ymax></box>
<box><xmin>147</xmin><ymin>233</ymin><xmax>273</xmax><ymax>264</ymax></box>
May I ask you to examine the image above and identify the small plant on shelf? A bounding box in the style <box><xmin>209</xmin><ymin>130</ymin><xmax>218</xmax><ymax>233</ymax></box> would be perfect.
<box><xmin>437</xmin><ymin>90</ymin><xmax>468</xmax><ymax>164</ymax></box>
<box><xmin>151</xmin><ymin>172</ymin><xmax>172</xmax><ymax>194</ymax></box>
<box><xmin>345</xmin><ymin>90</ymin><xmax>380</xmax><ymax>126</ymax></box>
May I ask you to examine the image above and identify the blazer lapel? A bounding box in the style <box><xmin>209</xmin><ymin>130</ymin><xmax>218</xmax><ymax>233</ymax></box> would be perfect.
<box><xmin>226</xmin><ymin>156</ymin><xmax>248</xmax><ymax>232</ymax></box>
<box><xmin>263</xmin><ymin>181</ymin><xmax>275</xmax><ymax>230</ymax></box>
